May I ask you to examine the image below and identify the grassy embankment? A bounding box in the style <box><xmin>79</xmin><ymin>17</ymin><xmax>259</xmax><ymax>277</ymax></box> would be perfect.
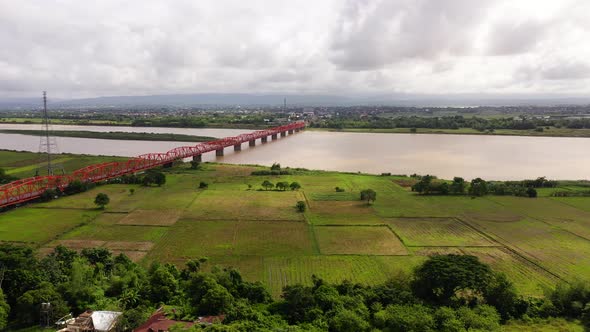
<box><xmin>1</xmin><ymin>150</ymin><xmax>590</xmax><ymax>304</ymax></box>
<box><xmin>0</xmin><ymin>129</ymin><xmax>215</xmax><ymax>142</ymax></box>
<box><xmin>0</xmin><ymin>149</ymin><xmax>129</xmax><ymax>179</ymax></box>
<box><xmin>0</xmin><ymin>117</ymin><xmax>130</xmax><ymax>126</ymax></box>
<box><xmin>311</xmin><ymin>126</ymin><xmax>590</xmax><ymax>138</ymax></box>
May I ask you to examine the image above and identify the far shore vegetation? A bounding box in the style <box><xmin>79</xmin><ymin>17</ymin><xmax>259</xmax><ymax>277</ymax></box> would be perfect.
<box><xmin>0</xmin><ymin>129</ymin><xmax>216</xmax><ymax>142</ymax></box>
<box><xmin>5</xmin><ymin>105</ymin><xmax>590</xmax><ymax>138</ymax></box>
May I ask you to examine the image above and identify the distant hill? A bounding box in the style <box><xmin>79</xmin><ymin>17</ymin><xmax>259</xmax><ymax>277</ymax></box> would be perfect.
<box><xmin>1</xmin><ymin>93</ymin><xmax>590</xmax><ymax>109</ymax></box>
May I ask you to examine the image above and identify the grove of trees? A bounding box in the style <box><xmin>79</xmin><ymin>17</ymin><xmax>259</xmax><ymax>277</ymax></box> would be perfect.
<box><xmin>412</xmin><ymin>175</ymin><xmax>542</xmax><ymax>198</ymax></box>
<box><xmin>0</xmin><ymin>244</ymin><xmax>588</xmax><ymax>331</ymax></box>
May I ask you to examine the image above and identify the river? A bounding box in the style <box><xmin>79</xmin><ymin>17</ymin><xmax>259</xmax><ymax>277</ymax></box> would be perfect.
<box><xmin>0</xmin><ymin>124</ymin><xmax>588</xmax><ymax>180</ymax></box>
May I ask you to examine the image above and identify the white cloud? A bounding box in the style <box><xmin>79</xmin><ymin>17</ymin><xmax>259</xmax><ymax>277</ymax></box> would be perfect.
<box><xmin>0</xmin><ymin>0</ymin><xmax>589</xmax><ymax>98</ymax></box>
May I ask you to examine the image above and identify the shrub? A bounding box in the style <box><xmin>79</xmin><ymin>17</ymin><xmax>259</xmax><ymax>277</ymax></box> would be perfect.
<box><xmin>296</xmin><ymin>201</ymin><xmax>306</xmax><ymax>212</ymax></box>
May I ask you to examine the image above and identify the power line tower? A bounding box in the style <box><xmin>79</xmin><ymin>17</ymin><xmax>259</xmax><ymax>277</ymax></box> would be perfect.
<box><xmin>36</xmin><ymin>91</ymin><xmax>63</xmax><ymax>176</ymax></box>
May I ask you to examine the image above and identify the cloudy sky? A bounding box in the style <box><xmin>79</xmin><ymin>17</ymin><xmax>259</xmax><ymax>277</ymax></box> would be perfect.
<box><xmin>1</xmin><ymin>0</ymin><xmax>589</xmax><ymax>99</ymax></box>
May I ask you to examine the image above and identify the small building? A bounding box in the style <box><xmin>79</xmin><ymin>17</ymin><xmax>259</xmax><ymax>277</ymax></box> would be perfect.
<box><xmin>133</xmin><ymin>309</ymin><xmax>194</xmax><ymax>332</ymax></box>
<box><xmin>133</xmin><ymin>308</ymin><xmax>224</xmax><ymax>332</ymax></box>
<box><xmin>57</xmin><ymin>310</ymin><xmax>122</xmax><ymax>332</ymax></box>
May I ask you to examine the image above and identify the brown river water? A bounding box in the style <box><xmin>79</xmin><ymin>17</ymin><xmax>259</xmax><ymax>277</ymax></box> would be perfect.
<box><xmin>0</xmin><ymin>124</ymin><xmax>589</xmax><ymax>180</ymax></box>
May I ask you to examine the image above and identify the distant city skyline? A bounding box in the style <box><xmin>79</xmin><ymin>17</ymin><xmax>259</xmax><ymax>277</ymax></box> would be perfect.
<box><xmin>1</xmin><ymin>0</ymin><xmax>589</xmax><ymax>99</ymax></box>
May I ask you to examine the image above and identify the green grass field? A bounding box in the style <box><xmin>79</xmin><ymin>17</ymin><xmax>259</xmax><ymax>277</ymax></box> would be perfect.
<box><xmin>2</xmin><ymin>151</ymin><xmax>590</xmax><ymax>301</ymax></box>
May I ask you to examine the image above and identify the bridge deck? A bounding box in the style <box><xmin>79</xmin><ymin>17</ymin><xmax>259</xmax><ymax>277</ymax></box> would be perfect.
<box><xmin>0</xmin><ymin>121</ymin><xmax>305</xmax><ymax>208</ymax></box>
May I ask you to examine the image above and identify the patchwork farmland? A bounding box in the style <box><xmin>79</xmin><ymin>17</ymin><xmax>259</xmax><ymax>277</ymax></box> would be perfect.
<box><xmin>1</xmin><ymin>151</ymin><xmax>590</xmax><ymax>297</ymax></box>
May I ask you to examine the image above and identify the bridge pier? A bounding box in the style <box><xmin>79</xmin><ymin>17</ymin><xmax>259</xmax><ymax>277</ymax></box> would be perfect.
<box><xmin>271</xmin><ymin>134</ymin><xmax>278</xmax><ymax>140</ymax></box>
<box><xmin>234</xmin><ymin>144</ymin><xmax>241</xmax><ymax>151</ymax></box>
<box><xmin>261</xmin><ymin>136</ymin><xmax>268</xmax><ymax>143</ymax></box>
<box><xmin>216</xmin><ymin>149</ymin><xmax>224</xmax><ymax>156</ymax></box>
<box><xmin>193</xmin><ymin>155</ymin><xmax>202</xmax><ymax>162</ymax></box>
<box><xmin>249</xmin><ymin>140</ymin><xmax>256</xmax><ymax>147</ymax></box>
<box><xmin>280</xmin><ymin>131</ymin><xmax>286</xmax><ymax>137</ymax></box>
<box><xmin>288</xmin><ymin>129</ymin><xmax>294</xmax><ymax>134</ymax></box>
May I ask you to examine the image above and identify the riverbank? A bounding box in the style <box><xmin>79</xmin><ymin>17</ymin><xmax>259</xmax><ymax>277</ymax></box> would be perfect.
<box><xmin>0</xmin><ymin>129</ymin><xmax>216</xmax><ymax>142</ymax></box>
<box><xmin>0</xmin><ymin>117</ymin><xmax>269</xmax><ymax>129</ymax></box>
<box><xmin>310</xmin><ymin>126</ymin><xmax>590</xmax><ymax>138</ymax></box>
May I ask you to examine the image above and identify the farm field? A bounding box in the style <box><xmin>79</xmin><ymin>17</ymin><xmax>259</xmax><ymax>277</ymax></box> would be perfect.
<box><xmin>1</xmin><ymin>150</ymin><xmax>590</xmax><ymax>299</ymax></box>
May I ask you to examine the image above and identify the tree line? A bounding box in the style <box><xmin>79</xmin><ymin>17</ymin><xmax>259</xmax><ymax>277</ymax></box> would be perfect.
<box><xmin>0</xmin><ymin>245</ymin><xmax>588</xmax><ymax>331</ymax></box>
<box><xmin>311</xmin><ymin>115</ymin><xmax>590</xmax><ymax>131</ymax></box>
<box><xmin>410</xmin><ymin>175</ymin><xmax>559</xmax><ymax>198</ymax></box>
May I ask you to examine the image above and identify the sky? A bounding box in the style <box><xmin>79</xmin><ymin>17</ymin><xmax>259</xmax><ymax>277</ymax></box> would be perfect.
<box><xmin>1</xmin><ymin>0</ymin><xmax>589</xmax><ymax>99</ymax></box>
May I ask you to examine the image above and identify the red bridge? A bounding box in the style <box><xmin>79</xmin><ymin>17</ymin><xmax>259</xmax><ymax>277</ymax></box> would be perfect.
<box><xmin>0</xmin><ymin>121</ymin><xmax>305</xmax><ymax>208</ymax></box>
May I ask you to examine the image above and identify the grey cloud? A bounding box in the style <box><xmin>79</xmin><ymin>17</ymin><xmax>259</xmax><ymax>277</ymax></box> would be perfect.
<box><xmin>542</xmin><ymin>62</ymin><xmax>590</xmax><ymax>80</ymax></box>
<box><xmin>487</xmin><ymin>20</ymin><xmax>547</xmax><ymax>55</ymax></box>
<box><xmin>0</xmin><ymin>0</ymin><xmax>589</xmax><ymax>98</ymax></box>
<box><xmin>516</xmin><ymin>61</ymin><xmax>590</xmax><ymax>81</ymax></box>
<box><xmin>330</xmin><ymin>0</ymin><xmax>493</xmax><ymax>71</ymax></box>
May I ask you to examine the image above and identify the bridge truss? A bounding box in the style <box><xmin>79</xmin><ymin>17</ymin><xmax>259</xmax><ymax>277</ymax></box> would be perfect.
<box><xmin>0</xmin><ymin>121</ymin><xmax>305</xmax><ymax>208</ymax></box>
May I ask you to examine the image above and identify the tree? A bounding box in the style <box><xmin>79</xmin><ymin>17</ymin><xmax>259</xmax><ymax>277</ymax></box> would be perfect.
<box><xmin>94</xmin><ymin>193</ymin><xmax>110</xmax><ymax>209</ymax></box>
<box><xmin>143</xmin><ymin>170</ymin><xmax>166</xmax><ymax>187</ymax></box>
<box><xmin>412</xmin><ymin>255</ymin><xmax>493</xmax><ymax>305</ymax></box>
<box><xmin>483</xmin><ymin>273</ymin><xmax>522</xmax><ymax>320</ymax></box>
<box><xmin>289</xmin><ymin>182</ymin><xmax>301</xmax><ymax>191</ymax></box>
<box><xmin>0</xmin><ymin>168</ymin><xmax>17</xmax><ymax>185</ymax></box>
<box><xmin>374</xmin><ymin>304</ymin><xmax>435</xmax><ymax>332</ymax></box>
<box><xmin>412</xmin><ymin>175</ymin><xmax>434</xmax><ymax>194</ymax></box>
<box><xmin>450</xmin><ymin>177</ymin><xmax>466</xmax><ymax>194</ymax></box>
<box><xmin>149</xmin><ymin>264</ymin><xmax>178</xmax><ymax>304</ymax></box>
<box><xmin>469</xmin><ymin>178</ymin><xmax>488</xmax><ymax>197</ymax></box>
<box><xmin>360</xmin><ymin>189</ymin><xmax>377</xmax><ymax>205</ymax></box>
<box><xmin>296</xmin><ymin>201</ymin><xmax>306</xmax><ymax>212</ymax></box>
<box><xmin>16</xmin><ymin>282</ymin><xmax>69</xmax><ymax>325</ymax></box>
<box><xmin>199</xmin><ymin>181</ymin><xmax>208</xmax><ymax>189</ymax></box>
<box><xmin>64</xmin><ymin>180</ymin><xmax>88</xmax><ymax>194</ymax></box>
<box><xmin>276</xmin><ymin>181</ymin><xmax>289</xmax><ymax>191</ymax></box>
<box><xmin>0</xmin><ymin>289</ymin><xmax>8</xmax><ymax>330</ymax></box>
<box><xmin>153</xmin><ymin>172</ymin><xmax>166</xmax><ymax>186</ymax></box>
<box><xmin>190</xmin><ymin>160</ymin><xmax>201</xmax><ymax>169</ymax></box>
<box><xmin>262</xmin><ymin>180</ymin><xmax>274</xmax><ymax>190</ymax></box>
<box><xmin>129</xmin><ymin>188</ymin><xmax>135</xmax><ymax>195</ymax></box>
<box><xmin>200</xmin><ymin>284</ymin><xmax>234</xmax><ymax>315</ymax></box>
<box><xmin>526</xmin><ymin>187</ymin><xmax>537</xmax><ymax>198</ymax></box>
<box><xmin>81</xmin><ymin>247</ymin><xmax>114</xmax><ymax>270</ymax></box>
<box><xmin>116</xmin><ymin>306</ymin><xmax>152</xmax><ymax>331</ymax></box>
<box><xmin>40</xmin><ymin>188</ymin><xmax>59</xmax><ymax>202</ymax></box>
<box><xmin>271</xmin><ymin>163</ymin><xmax>281</xmax><ymax>171</ymax></box>
<box><xmin>330</xmin><ymin>309</ymin><xmax>370</xmax><ymax>332</ymax></box>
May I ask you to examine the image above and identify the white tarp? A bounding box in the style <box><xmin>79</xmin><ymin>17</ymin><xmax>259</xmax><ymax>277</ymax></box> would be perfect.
<box><xmin>91</xmin><ymin>311</ymin><xmax>122</xmax><ymax>332</ymax></box>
